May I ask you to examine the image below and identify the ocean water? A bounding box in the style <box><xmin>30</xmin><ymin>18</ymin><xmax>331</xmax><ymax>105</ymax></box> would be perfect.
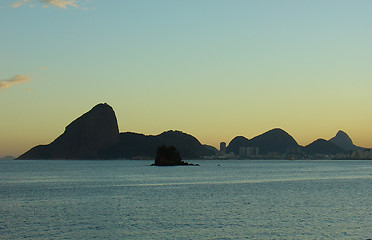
<box><xmin>0</xmin><ymin>160</ymin><xmax>371</xmax><ymax>240</ymax></box>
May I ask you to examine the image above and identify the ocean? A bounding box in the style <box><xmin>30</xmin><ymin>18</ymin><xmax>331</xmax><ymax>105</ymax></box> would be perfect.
<box><xmin>0</xmin><ymin>160</ymin><xmax>371</xmax><ymax>239</ymax></box>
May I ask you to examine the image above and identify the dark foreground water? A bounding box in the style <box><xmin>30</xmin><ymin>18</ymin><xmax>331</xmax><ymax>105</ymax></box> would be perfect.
<box><xmin>0</xmin><ymin>160</ymin><xmax>371</xmax><ymax>239</ymax></box>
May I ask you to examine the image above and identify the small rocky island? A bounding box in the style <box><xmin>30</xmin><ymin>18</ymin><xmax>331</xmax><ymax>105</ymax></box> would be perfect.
<box><xmin>152</xmin><ymin>145</ymin><xmax>199</xmax><ymax>166</ymax></box>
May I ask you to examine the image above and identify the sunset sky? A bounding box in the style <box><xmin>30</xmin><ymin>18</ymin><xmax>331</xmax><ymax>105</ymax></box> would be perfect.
<box><xmin>1</xmin><ymin>0</ymin><xmax>372</xmax><ymax>157</ymax></box>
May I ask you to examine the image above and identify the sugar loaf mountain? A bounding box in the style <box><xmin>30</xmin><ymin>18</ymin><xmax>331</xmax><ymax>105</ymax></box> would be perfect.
<box><xmin>17</xmin><ymin>103</ymin><xmax>216</xmax><ymax>160</ymax></box>
<box><xmin>17</xmin><ymin>103</ymin><xmax>371</xmax><ymax>160</ymax></box>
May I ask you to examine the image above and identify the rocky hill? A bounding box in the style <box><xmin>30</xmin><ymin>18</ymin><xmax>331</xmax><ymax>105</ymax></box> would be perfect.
<box><xmin>17</xmin><ymin>103</ymin><xmax>367</xmax><ymax>160</ymax></box>
<box><xmin>18</xmin><ymin>103</ymin><xmax>120</xmax><ymax>160</ymax></box>
<box><xmin>329</xmin><ymin>130</ymin><xmax>357</xmax><ymax>151</ymax></box>
<box><xmin>17</xmin><ymin>104</ymin><xmax>215</xmax><ymax>160</ymax></box>
<box><xmin>226</xmin><ymin>136</ymin><xmax>250</xmax><ymax>154</ymax></box>
<box><xmin>227</xmin><ymin>128</ymin><xmax>300</xmax><ymax>155</ymax></box>
<box><xmin>304</xmin><ymin>139</ymin><xmax>345</xmax><ymax>155</ymax></box>
<box><xmin>101</xmin><ymin>130</ymin><xmax>216</xmax><ymax>159</ymax></box>
<box><xmin>249</xmin><ymin>128</ymin><xmax>300</xmax><ymax>154</ymax></box>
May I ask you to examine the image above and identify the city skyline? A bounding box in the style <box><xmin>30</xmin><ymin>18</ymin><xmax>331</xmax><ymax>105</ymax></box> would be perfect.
<box><xmin>1</xmin><ymin>0</ymin><xmax>372</xmax><ymax>157</ymax></box>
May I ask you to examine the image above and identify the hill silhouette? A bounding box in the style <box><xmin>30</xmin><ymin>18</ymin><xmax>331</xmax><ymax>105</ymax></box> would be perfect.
<box><xmin>101</xmin><ymin>130</ymin><xmax>216</xmax><ymax>159</ymax></box>
<box><xmin>17</xmin><ymin>103</ymin><xmax>367</xmax><ymax>160</ymax></box>
<box><xmin>329</xmin><ymin>130</ymin><xmax>357</xmax><ymax>151</ymax></box>
<box><xmin>227</xmin><ymin>128</ymin><xmax>300</xmax><ymax>155</ymax></box>
<box><xmin>249</xmin><ymin>128</ymin><xmax>300</xmax><ymax>154</ymax></box>
<box><xmin>304</xmin><ymin>139</ymin><xmax>345</xmax><ymax>155</ymax></box>
<box><xmin>18</xmin><ymin>104</ymin><xmax>215</xmax><ymax>160</ymax></box>
<box><xmin>18</xmin><ymin>103</ymin><xmax>120</xmax><ymax>160</ymax></box>
<box><xmin>226</xmin><ymin>136</ymin><xmax>250</xmax><ymax>154</ymax></box>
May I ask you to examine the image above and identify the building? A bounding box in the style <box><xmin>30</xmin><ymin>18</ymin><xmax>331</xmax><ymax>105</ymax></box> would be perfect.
<box><xmin>239</xmin><ymin>146</ymin><xmax>246</xmax><ymax>157</ymax></box>
<box><xmin>239</xmin><ymin>146</ymin><xmax>259</xmax><ymax>158</ymax></box>
<box><xmin>351</xmin><ymin>149</ymin><xmax>372</xmax><ymax>159</ymax></box>
<box><xmin>246</xmin><ymin>147</ymin><xmax>259</xmax><ymax>157</ymax></box>
<box><xmin>220</xmin><ymin>142</ymin><xmax>226</xmax><ymax>154</ymax></box>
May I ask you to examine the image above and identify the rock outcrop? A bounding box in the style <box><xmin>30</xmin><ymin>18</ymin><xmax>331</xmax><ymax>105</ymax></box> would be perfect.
<box><xmin>17</xmin><ymin>104</ymin><xmax>215</xmax><ymax>160</ymax></box>
<box><xmin>329</xmin><ymin>130</ymin><xmax>357</xmax><ymax>151</ymax></box>
<box><xmin>152</xmin><ymin>145</ymin><xmax>198</xmax><ymax>166</ymax></box>
<box><xmin>17</xmin><ymin>103</ymin><xmax>120</xmax><ymax>159</ymax></box>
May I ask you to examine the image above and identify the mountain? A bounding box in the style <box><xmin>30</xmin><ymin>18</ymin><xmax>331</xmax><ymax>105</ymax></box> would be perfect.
<box><xmin>18</xmin><ymin>103</ymin><xmax>120</xmax><ymax>159</ymax></box>
<box><xmin>249</xmin><ymin>128</ymin><xmax>300</xmax><ymax>154</ymax></box>
<box><xmin>16</xmin><ymin>103</ymin><xmax>365</xmax><ymax>160</ymax></box>
<box><xmin>17</xmin><ymin>104</ymin><xmax>215</xmax><ymax>160</ymax></box>
<box><xmin>304</xmin><ymin>139</ymin><xmax>345</xmax><ymax>155</ymax></box>
<box><xmin>203</xmin><ymin>144</ymin><xmax>218</xmax><ymax>154</ymax></box>
<box><xmin>101</xmin><ymin>130</ymin><xmax>215</xmax><ymax>159</ymax></box>
<box><xmin>227</xmin><ymin>128</ymin><xmax>300</xmax><ymax>155</ymax></box>
<box><xmin>329</xmin><ymin>130</ymin><xmax>357</xmax><ymax>151</ymax></box>
<box><xmin>226</xmin><ymin>136</ymin><xmax>250</xmax><ymax>154</ymax></box>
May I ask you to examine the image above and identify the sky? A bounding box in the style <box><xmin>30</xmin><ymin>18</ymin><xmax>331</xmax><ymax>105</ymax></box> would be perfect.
<box><xmin>1</xmin><ymin>0</ymin><xmax>372</xmax><ymax>157</ymax></box>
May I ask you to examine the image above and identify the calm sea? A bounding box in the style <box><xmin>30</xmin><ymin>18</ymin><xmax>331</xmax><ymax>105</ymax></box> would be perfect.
<box><xmin>0</xmin><ymin>160</ymin><xmax>371</xmax><ymax>239</ymax></box>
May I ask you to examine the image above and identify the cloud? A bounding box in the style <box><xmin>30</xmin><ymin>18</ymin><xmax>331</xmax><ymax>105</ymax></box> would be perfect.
<box><xmin>11</xmin><ymin>0</ymin><xmax>80</xmax><ymax>9</ymax></box>
<box><xmin>11</xmin><ymin>1</ymin><xmax>23</xmax><ymax>8</ymax></box>
<box><xmin>39</xmin><ymin>66</ymin><xmax>48</xmax><ymax>70</ymax></box>
<box><xmin>41</xmin><ymin>0</ymin><xmax>78</xmax><ymax>9</ymax></box>
<box><xmin>11</xmin><ymin>0</ymin><xmax>33</xmax><ymax>8</ymax></box>
<box><xmin>0</xmin><ymin>75</ymin><xmax>31</xmax><ymax>90</ymax></box>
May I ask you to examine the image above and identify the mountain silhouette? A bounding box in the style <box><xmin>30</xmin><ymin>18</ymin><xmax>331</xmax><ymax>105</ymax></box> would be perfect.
<box><xmin>16</xmin><ymin>103</ymin><xmax>365</xmax><ymax>160</ymax></box>
<box><xmin>249</xmin><ymin>128</ymin><xmax>300</xmax><ymax>154</ymax></box>
<box><xmin>226</xmin><ymin>136</ymin><xmax>250</xmax><ymax>154</ymax></box>
<box><xmin>329</xmin><ymin>130</ymin><xmax>357</xmax><ymax>151</ymax></box>
<box><xmin>227</xmin><ymin>128</ymin><xmax>300</xmax><ymax>155</ymax></box>
<box><xmin>304</xmin><ymin>139</ymin><xmax>345</xmax><ymax>155</ymax></box>
<box><xmin>101</xmin><ymin>130</ymin><xmax>216</xmax><ymax>159</ymax></box>
<box><xmin>17</xmin><ymin>104</ymin><xmax>215</xmax><ymax>160</ymax></box>
<box><xmin>18</xmin><ymin>103</ymin><xmax>120</xmax><ymax>159</ymax></box>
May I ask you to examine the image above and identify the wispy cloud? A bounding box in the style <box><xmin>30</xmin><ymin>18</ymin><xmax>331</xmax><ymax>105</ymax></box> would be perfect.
<box><xmin>0</xmin><ymin>75</ymin><xmax>31</xmax><ymax>90</ymax></box>
<box><xmin>11</xmin><ymin>0</ymin><xmax>83</xmax><ymax>9</ymax></box>
<box><xmin>41</xmin><ymin>0</ymin><xmax>78</xmax><ymax>9</ymax></box>
<box><xmin>11</xmin><ymin>0</ymin><xmax>32</xmax><ymax>8</ymax></box>
<box><xmin>11</xmin><ymin>1</ymin><xmax>23</xmax><ymax>8</ymax></box>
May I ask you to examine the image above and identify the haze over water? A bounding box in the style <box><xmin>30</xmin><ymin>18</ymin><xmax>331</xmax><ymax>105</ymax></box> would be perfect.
<box><xmin>1</xmin><ymin>160</ymin><xmax>371</xmax><ymax>239</ymax></box>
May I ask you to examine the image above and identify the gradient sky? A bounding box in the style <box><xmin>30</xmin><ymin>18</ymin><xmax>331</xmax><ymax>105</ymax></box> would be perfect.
<box><xmin>1</xmin><ymin>0</ymin><xmax>372</xmax><ymax>157</ymax></box>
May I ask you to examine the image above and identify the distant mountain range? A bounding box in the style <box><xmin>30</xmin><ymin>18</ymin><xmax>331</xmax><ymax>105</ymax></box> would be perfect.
<box><xmin>226</xmin><ymin>128</ymin><xmax>365</xmax><ymax>157</ymax></box>
<box><xmin>17</xmin><ymin>103</ymin><xmax>368</xmax><ymax>160</ymax></box>
<box><xmin>100</xmin><ymin>130</ymin><xmax>217</xmax><ymax>159</ymax></box>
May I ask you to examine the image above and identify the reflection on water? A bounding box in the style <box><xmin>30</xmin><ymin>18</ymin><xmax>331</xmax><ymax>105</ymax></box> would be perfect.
<box><xmin>0</xmin><ymin>160</ymin><xmax>371</xmax><ymax>239</ymax></box>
